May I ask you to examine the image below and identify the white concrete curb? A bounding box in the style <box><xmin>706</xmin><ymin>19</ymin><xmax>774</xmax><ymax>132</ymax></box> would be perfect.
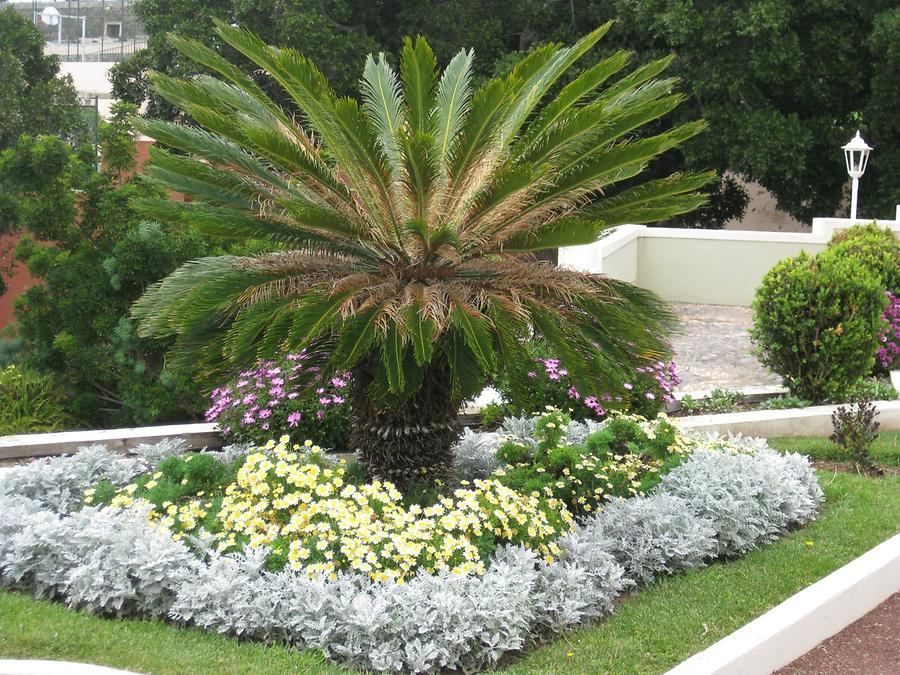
<box><xmin>678</xmin><ymin>400</ymin><xmax>900</xmax><ymax>438</ymax></box>
<box><xmin>0</xmin><ymin>423</ymin><xmax>220</xmax><ymax>461</ymax></box>
<box><xmin>665</xmin><ymin>532</ymin><xmax>900</xmax><ymax>675</ymax></box>
<box><xmin>0</xmin><ymin>661</ymin><xmax>140</xmax><ymax>675</ymax></box>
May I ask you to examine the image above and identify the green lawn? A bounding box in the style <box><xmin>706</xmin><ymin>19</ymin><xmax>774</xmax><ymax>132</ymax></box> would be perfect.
<box><xmin>2</xmin><ymin>472</ymin><xmax>898</xmax><ymax>675</ymax></box>
<box><xmin>768</xmin><ymin>430</ymin><xmax>900</xmax><ymax>466</ymax></box>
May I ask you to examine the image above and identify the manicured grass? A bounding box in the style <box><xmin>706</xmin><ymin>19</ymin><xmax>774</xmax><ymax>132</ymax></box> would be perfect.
<box><xmin>0</xmin><ymin>593</ymin><xmax>346</xmax><ymax>675</ymax></box>
<box><xmin>2</xmin><ymin>472</ymin><xmax>897</xmax><ymax>674</ymax></box>
<box><xmin>768</xmin><ymin>430</ymin><xmax>900</xmax><ymax>466</ymax></box>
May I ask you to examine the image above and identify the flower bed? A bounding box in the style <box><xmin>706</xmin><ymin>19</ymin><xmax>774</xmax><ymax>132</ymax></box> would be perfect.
<box><xmin>0</xmin><ymin>418</ymin><xmax>823</xmax><ymax>674</ymax></box>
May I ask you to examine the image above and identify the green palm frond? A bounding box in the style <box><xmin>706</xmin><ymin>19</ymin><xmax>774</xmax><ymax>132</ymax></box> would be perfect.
<box><xmin>133</xmin><ymin>23</ymin><xmax>713</xmax><ymax>403</ymax></box>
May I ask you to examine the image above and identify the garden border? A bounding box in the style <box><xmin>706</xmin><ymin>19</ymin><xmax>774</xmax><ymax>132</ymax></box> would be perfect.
<box><xmin>2</xmin><ymin>401</ymin><xmax>900</xmax><ymax>461</ymax></box>
<box><xmin>665</xmin><ymin>532</ymin><xmax>900</xmax><ymax>675</ymax></box>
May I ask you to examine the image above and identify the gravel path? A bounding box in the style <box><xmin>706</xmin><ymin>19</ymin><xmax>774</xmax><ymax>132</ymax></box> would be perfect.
<box><xmin>776</xmin><ymin>592</ymin><xmax>900</xmax><ymax>674</ymax></box>
<box><xmin>672</xmin><ymin>303</ymin><xmax>784</xmax><ymax>394</ymax></box>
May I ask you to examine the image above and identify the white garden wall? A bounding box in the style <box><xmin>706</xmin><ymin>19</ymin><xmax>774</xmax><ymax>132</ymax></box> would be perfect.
<box><xmin>560</xmin><ymin>217</ymin><xmax>900</xmax><ymax>307</ymax></box>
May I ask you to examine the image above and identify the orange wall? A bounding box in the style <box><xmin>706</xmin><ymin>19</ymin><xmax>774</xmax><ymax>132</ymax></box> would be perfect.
<box><xmin>0</xmin><ymin>138</ymin><xmax>163</xmax><ymax>330</ymax></box>
<box><xmin>0</xmin><ymin>234</ymin><xmax>39</xmax><ymax>330</ymax></box>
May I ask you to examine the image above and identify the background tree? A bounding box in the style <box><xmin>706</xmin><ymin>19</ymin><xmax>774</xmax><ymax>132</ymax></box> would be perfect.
<box><xmin>0</xmin><ymin>104</ymin><xmax>214</xmax><ymax>426</ymax></box>
<box><xmin>132</xmin><ymin>23</ymin><xmax>710</xmax><ymax>482</ymax></box>
<box><xmin>114</xmin><ymin>0</ymin><xmax>900</xmax><ymax>226</ymax></box>
<box><xmin>0</xmin><ymin>7</ymin><xmax>85</xmax><ymax>149</ymax></box>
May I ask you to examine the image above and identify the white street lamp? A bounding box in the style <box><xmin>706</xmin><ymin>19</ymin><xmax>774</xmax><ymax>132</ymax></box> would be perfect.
<box><xmin>842</xmin><ymin>130</ymin><xmax>872</xmax><ymax>221</ymax></box>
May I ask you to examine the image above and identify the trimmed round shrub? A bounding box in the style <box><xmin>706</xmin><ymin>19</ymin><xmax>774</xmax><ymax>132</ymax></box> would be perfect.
<box><xmin>0</xmin><ymin>365</ymin><xmax>73</xmax><ymax>434</ymax></box>
<box><xmin>751</xmin><ymin>252</ymin><xmax>887</xmax><ymax>402</ymax></box>
<box><xmin>825</xmin><ymin>222</ymin><xmax>899</xmax><ymax>293</ymax></box>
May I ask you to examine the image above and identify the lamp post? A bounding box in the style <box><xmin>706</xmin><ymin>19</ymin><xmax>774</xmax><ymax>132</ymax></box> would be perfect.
<box><xmin>842</xmin><ymin>131</ymin><xmax>872</xmax><ymax>221</ymax></box>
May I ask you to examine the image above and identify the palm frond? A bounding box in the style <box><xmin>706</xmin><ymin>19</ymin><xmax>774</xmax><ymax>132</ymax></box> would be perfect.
<box><xmin>432</xmin><ymin>49</ymin><xmax>474</xmax><ymax>172</ymax></box>
<box><xmin>400</xmin><ymin>36</ymin><xmax>438</xmax><ymax>135</ymax></box>
<box><xmin>360</xmin><ymin>53</ymin><xmax>405</xmax><ymax>180</ymax></box>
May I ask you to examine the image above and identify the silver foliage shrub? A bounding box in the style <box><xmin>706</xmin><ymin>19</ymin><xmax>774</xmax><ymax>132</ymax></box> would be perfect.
<box><xmin>1</xmin><ymin>501</ymin><xmax>197</xmax><ymax>617</ymax></box>
<box><xmin>0</xmin><ymin>445</ymin><xmax>144</xmax><ymax>513</ymax></box>
<box><xmin>658</xmin><ymin>448</ymin><xmax>823</xmax><ymax>557</ymax></box>
<box><xmin>499</xmin><ymin>415</ymin><xmax>537</xmax><ymax>445</ymax></box>
<box><xmin>452</xmin><ymin>428</ymin><xmax>501</xmax><ymax>479</ymax></box>
<box><xmin>0</xmin><ymin>495</ymin><xmax>56</xmax><ymax>577</ymax></box>
<box><xmin>129</xmin><ymin>437</ymin><xmax>190</xmax><ymax>467</ymax></box>
<box><xmin>581</xmin><ymin>494</ymin><xmax>718</xmax><ymax>585</ymax></box>
<box><xmin>170</xmin><ymin>543</ymin><xmax>622</xmax><ymax>674</ymax></box>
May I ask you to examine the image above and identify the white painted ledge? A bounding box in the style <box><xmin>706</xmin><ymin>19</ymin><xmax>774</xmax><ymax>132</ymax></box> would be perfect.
<box><xmin>678</xmin><ymin>400</ymin><xmax>900</xmax><ymax>437</ymax></box>
<box><xmin>0</xmin><ymin>661</ymin><xmax>140</xmax><ymax>675</ymax></box>
<box><xmin>665</xmin><ymin>532</ymin><xmax>900</xmax><ymax>675</ymax></box>
<box><xmin>0</xmin><ymin>423</ymin><xmax>220</xmax><ymax>460</ymax></box>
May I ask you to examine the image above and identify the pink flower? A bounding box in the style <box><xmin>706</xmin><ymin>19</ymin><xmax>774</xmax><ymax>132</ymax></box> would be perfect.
<box><xmin>527</xmin><ymin>371</ymin><xmax>537</xmax><ymax>378</ymax></box>
<box><xmin>332</xmin><ymin>395</ymin><xmax>345</xmax><ymax>404</ymax></box>
<box><xmin>287</xmin><ymin>392</ymin><xmax>300</xmax><ymax>400</ymax></box>
<box><xmin>287</xmin><ymin>412</ymin><xmax>301</xmax><ymax>427</ymax></box>
<box><xmin>645</xmin><ymin>392</ymin><xmax>656</xmax><ymax>400</ymax></box>
<box><xmin>258</xmin><ymin>409</ymin><xmax>272</xmax><ymax>419</ymax></box>
<box><xmin>242</xmin><ymin>393</ymin><xmax>257</xmax><ymax>405</ymax></box>
<box><xmin>331</xmin><ymin>377</ymin><xmax>347</xmax><ymax>387</ymax></box>
<box><xmin>319</xmin><ymin>397</ymin><xmax>331</xmax><ymax>405</ymax></box>
<box><xmin>316</xmin><ymin>410</ymin><xmax>325</xmax><ymax>420</ymax></box>
<box><xmin>261</xmin><ymin>423</ymin><xmax>270</xmax><ymax>430</ymax></box>
<box><xmin>622</xmin><ymin>382</ymin><xmax>633</xmax><ymax>390</ymax></box>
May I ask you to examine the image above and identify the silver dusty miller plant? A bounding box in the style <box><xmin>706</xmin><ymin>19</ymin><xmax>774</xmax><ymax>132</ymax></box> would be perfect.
<box><xmin>0</xmin><ymin>430</ymin><xmax>824</xmax><ymax>674</ymax></box>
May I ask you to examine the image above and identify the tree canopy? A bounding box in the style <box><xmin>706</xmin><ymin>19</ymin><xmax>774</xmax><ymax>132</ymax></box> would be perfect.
<box><xmin>0</xmin><ymin>7</ymin><xmax>84</xmax><ymax>149</ymax></box>
<box><xmin>113</xmin><ymin>0</ymin><xmax>900</xmax><ymax>226</ymax></box>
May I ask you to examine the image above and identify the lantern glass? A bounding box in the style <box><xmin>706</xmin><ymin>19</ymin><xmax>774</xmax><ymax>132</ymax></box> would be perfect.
<box><xmin>842</xmin><ymin>131</ymin><xmax>872</xmax><ymax>179</ymax></box>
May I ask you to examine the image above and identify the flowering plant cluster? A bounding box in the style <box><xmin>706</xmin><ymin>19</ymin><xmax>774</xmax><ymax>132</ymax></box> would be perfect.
<box><xmin>876</xmin><ymin>291</ymin><xmax>900</xmax><ymax>372</ymax></box>
<box><xmin>216</xmin><ymin>439</ymin><xmax>571</xmax><ymax>581</ymax></box>
<box><xmin>493</xmin><ymin>408</ymin><xmax>690</xmax><ymax>516</ymax></box>
<box><xmin>97</xmin><ymin>438</ymin><xmax>572</xmax><ymax>583</ymax></box>
<box><xmin>506</xmin><ymin>350</ymin><xmax>679</xmax><ymax>422</ymax></box>
<box><xmin>205</xmin><ymin>352</ymin><xmax>351</xmax><ymax>449</ymax></box>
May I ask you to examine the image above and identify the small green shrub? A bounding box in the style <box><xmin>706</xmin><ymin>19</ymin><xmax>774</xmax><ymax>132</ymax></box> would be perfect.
<box><xmin>751</xmin><ymin>252</ymin><xmax>887</xmax><ymax>403</ymax></box>
<box><xmin>830</xmin><ymin>397</ymin><xmax>882</xmax><ymax>475</ymax></box>
<box><xmin>758</xmin><ymin>394</ymin><xmax>811</xmax><ymax>410</ymax></box>
<box><xmin>848</xmin><ymin>377</ymin><xmax>899</xmax><ymax>402</ymax></box>
<box><xmin>493</xmin><ymin>410</ymin><xmax>687</xmax><ymax>516</ymax></box>
<box><xmin>825</xmin><ymin>223</ymin><xmax>900</xmax><ymax>293</ymax></box>
<box><xmin>479</xmin><ymin>402</ymin><xmax>508</xmax><ymax>427</ymax></box>
<box><xmin>679</xmin><ymin>388</ymin><xmax>743</xmax><ymax>414</ymax></box>
<box><xmin>0</xmin><ymin>365</ymin><xmax>73</xmax><ymax>434</ymax></box>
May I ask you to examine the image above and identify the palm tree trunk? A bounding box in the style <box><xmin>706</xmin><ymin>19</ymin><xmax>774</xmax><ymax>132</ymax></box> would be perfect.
<box><xmin>349</xmin><ymin>356</ymin><xmax>460</xmax><ymax>485</ymax></box>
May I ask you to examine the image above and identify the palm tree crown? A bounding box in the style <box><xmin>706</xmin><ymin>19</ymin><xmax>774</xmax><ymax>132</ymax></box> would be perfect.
<box><xmin>132</xmin><ymin>21</ymin><xmax>710</xmax><ymax>476</ymax></box>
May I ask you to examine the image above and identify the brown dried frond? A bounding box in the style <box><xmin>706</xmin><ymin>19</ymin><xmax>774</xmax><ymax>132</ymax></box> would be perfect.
<box><xmin>235</xmin><ymin>250</ymin><xmax>357</xmax><ymax>274</ymax></box>
<box><xmin>235</xmin><ymin>274</ymin><xmax>337</xmax><ymax>306</ymax></box>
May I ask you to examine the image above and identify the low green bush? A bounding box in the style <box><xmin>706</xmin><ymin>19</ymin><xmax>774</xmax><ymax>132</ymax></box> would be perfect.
<box><xmin>494</xmin><ymin>409</ymin><xmax>687</xmax><ymax>516</ymax></box>
<box><xmin>825</xmin><ymin>222</ymin><xmax>899</xmax><ymax>293</ymax></box>
<box><xmin>679</xmin><ymin>388</ymin><xmax>744</xmax><ymax>414</ymax></box>
<box><xmin>0</xmin><ymin>365</ymin><xmax>73</xmax><ymax>434</ymax></box>
<box><xmin>751</xmin><ymin>252</ymin><xmax>887</xmax><ymax>403</ymax></box>
<box><xmin>758</xmin><ymin>394</ymin><xmax>811</xmax><ymax>410</ymax></box>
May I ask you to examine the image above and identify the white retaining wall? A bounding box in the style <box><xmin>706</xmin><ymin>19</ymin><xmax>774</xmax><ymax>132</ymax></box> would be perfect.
<box><xmin>560</xmin><ymin>217</ymin><xmax>900</xmax><ymax>307</ymax></box>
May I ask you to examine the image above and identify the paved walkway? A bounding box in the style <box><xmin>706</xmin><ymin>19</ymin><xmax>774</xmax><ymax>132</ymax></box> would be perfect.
<box><xmin>671</xmin><ymin>303</ymin><xmax>784</xmax><ymax>394</ymax></box>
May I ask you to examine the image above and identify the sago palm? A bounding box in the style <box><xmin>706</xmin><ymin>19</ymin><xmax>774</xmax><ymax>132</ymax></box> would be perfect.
<box><xmin>132</xmin><ymin>20</ymin><xmax>711</xmax><ymax>482</ymax></box>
